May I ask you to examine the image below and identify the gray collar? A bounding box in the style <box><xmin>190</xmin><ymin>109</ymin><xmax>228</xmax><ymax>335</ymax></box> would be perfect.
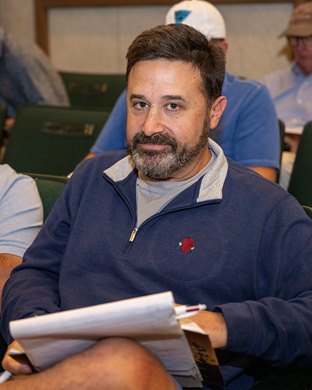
<box><xmin>104</xmin><ymin>138</ymin><xmax>228</xmax><ymax>202</ymax></box>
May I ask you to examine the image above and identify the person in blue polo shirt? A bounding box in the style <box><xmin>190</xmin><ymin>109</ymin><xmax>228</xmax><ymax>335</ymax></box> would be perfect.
<box><xmin>85</xmin><ymin>0</ymin><xmax>280</xmax><ymax>182</ymax></box>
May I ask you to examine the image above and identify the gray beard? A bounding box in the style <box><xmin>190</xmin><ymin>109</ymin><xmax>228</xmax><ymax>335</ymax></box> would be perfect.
<box><xmin>128</xmin><ymin>122</ymin><xmax>210</xmax><ymax>180</ymax></box>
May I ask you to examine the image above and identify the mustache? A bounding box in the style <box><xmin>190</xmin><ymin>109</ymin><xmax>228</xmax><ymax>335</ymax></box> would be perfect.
<box><xmin>132</xmin><ymin>131</ymin><xmax>178</xmax><ymax>147</ymax></box>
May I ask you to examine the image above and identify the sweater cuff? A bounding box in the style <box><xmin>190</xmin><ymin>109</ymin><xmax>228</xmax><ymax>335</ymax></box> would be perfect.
<box><xmin>214</xmin><ymin>302</ymin><xmax>255</xmax><ymax>354</ymax></box>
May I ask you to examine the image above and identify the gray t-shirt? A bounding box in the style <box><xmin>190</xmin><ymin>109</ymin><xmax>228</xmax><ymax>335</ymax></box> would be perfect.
<box><xmin>136</xmin><ymin>152</ymin><xmax>216</xmax><ymax>228</ymax></box>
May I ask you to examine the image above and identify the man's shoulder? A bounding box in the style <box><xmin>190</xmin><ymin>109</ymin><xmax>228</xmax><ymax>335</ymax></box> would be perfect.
<box><xmin>261</xmin><ymin>67</ymin><xmax>293</xmax><ymax>88</ymax></box>
<box><xmin>0</xmin><ymin>164</ymin><xmax>16</xmax><ymax>194</ymax></box>
<box><xmin>4</xmin><ymin>32</ymin><xmax>37</xmax><ymax>56</ymax></box>
<box><xmin>93</xmin><ymin>150</ymin><xmax>128</xmax><ymax>166</ymax></box>
<box><xmin>3</xmin><ymin>32</ymin><xmax>51</xmax><ymax>71</ymax></box>
<box><xmin>0</xmin><ymin>164</ymin><xmax>35</xmax><ymax>195</ymax></box>
<box><xmin>0</xmin><ymin>163</ymin><xmax>16</xmax><ymax>178</ymax></box>
<box><xmin>224</xmin><ymin>72</ymin><xmax>272</xmax><ymax>102</ymax></box>
<box><xmin>226</xmin><ymin>159</ymin><xmax>287</xmax><ymax>199</ymax></box>
<box><xmin>73</xmin><ymin>151</ymin><xmax>129</xmax><ymax>181</ymax></box>
<box><xmin>224</xmin><ymin>159</ymin><xmax>311</xmax><ymax>234</ymax></box>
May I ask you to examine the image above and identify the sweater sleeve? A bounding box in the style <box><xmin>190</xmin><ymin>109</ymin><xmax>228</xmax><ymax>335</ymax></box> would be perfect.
<box><xmin>215</xmin><ymin>195</ymin><xmax>312</xmax><ymax>367</ymax></box>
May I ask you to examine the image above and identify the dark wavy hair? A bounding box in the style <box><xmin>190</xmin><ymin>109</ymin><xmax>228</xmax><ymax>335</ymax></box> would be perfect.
<box><xmin>126</xmin><ymin>24</ymin><xmax>225</xmax><ymax>105</ymax></box>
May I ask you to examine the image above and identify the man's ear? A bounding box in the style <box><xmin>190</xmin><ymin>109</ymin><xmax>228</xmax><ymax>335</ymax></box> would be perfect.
<box><xmin>209</xmin><ymin>96</ymin><xmax>227</xmax><ymax>129</ymax></box>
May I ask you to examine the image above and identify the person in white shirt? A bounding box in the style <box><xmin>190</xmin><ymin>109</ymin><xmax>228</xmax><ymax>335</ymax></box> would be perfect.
<box><xmin>262</xmin><ymin>2</ymin><xmax>312</xmax><ymax>189</ymax></box>
<box><xmin>0</xmin><ymin>164</ymin><xmax>43</xmax><ymax>301</ymax></box>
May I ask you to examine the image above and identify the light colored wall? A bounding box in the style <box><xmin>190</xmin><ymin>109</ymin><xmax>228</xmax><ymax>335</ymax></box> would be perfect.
<box><xmin>0</xmin><ymin>0</ymin><xmax>35</xmax><ymax>41</ymax></box>
<box><xmin>220</xmin><ymin>3</ymin><xmax>292</xmax><ymax>79</ymax></box>
<box><xmin>0</xmin><ymin>0</ymin><xmax>293</xmax><ymax>80</ymax></box>
<box><xmin>49</xmin><ymin>6</ymin><xmax>167</xmax><ymax>75</ymax></box>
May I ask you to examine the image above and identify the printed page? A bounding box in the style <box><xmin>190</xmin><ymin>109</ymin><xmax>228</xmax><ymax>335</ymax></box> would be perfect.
<box><xmin>10</xmin><ymin>291</ymin><xmax>202</xmax><ymax>387</ymax></box>
<box><xmin>181</xmin><ymin>321</ymin><xmax>224</xmax><ymax>389</ymax></box>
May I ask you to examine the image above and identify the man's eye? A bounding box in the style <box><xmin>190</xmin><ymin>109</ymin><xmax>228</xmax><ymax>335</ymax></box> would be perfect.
<box><xmin>167</xmin><ymin>103</ymin><xmax>179</xmax><ymax>111</ymax></box>
<box><xmin>134</xmin><ymin>102</ymin><xmax>148</xmax><ymax>109</ymax></box>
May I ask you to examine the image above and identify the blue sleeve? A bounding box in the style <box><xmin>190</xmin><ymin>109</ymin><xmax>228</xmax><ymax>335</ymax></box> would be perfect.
<box><xmin>216</xmin><ymin>196</ymin><xmax>312</xmax><ymax>367</ymax></box>
<box><xmin>90</xmin><ymin>89</ymin><xmax>127</xmax><ymax>153</ymax></box>
<box><xmin>218</xmin><ymin>80</ymin><xmax>280</xmax><ymax>169</ymax></box>
<box><xmin>233</xmin><ymin>84</ymin><xmax>280</xmax><ymax>169</ymax></box>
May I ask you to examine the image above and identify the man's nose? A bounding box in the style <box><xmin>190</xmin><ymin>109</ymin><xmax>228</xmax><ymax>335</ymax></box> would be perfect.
<box><xmin>296</xmin><ymin>39</ymin><xmax>309</xmax><ymax>50</ymax></box>
<box><xmin>142</xmin><ymin>107</ymin><xmax>165</xmax><ymax>136</ymax></box>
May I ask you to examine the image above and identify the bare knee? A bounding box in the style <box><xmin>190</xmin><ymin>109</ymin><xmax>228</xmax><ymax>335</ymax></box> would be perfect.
<box><xmin>79</xmin><ymin>337</ymin><xmax>177</xmax><ymax>390</ymax></box>
<box><xmin>0</xmin><ymin>338</ymin><xmax>178</xmax><ymax>390</ymax></box>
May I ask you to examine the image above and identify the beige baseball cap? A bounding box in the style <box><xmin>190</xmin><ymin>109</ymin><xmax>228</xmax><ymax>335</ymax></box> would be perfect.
<box><xmin>165</xmin><ymin>0</ymin><xmax>226</xmax><ymax>40</ymax></box>
<box><xmin>281</xmin><ymin>2</ymin><xmax>312</xmax><ymax>37</ymax></box>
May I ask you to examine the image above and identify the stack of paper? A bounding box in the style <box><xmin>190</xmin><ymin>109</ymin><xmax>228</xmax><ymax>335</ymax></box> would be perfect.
<box><xmin>9</xmin><ymin>291</ymin><xmax>202</xmax><ymax>387</ymax></box>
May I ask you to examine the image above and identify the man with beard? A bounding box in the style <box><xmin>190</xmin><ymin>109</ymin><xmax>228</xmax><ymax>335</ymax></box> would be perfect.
<box><xmin>1</xmin><ymin>24</ymin><xmax>312</xmax><ymax>390</ymax></box>
<box><xmin>85</xmin><ymin>0</ymin><xmax>280</xmax><ymax>183</ymax></box>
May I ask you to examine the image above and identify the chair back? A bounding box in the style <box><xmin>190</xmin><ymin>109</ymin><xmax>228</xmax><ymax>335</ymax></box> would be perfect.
<box><xmin>29</xmin><ymin>173</ymin><xmax>68</xmax><ymax>220</ymax></box>
<box><xmin>0</xmin><ymin>101</ymin><xmax>6</xmax><ymax>147</ymax></box>
<box><xmin>1</xmin><ymin>105</ymin><xmax>109</xmax><ymax>176</ymax></box>
<box><xmin>288</xmin><ymin>121</ymin><xmax>312</xmax><ymax>207</ymax></box>
<box><xmin>303</xmin><ymin>205</ymin><xmax>312</xmax><ymax>219</ymax></box>
<box><xmin>60</xmin><ymin>72</ymin><xmax>126</xmax><ymax>110</ymax></box>
<box><xmin>277</xmin><ymin>119</ymin><xmax>285</xmax><ymax>183</ymax></box>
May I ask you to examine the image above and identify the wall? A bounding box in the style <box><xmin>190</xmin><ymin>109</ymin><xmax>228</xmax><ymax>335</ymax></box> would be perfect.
<box><xmin>221</xmin><ymin>3</ymin><xmax>292</xmax><ymax>79</ymax></box>
<box><xmin>0</xmin><ymin>0</ymin><xmax>35</xmax><ymax>41</ymax></box>
<box><xmin>0</xmin><ymin>0</ymin><xmax>293</xmax><ymax>80</ymax></box>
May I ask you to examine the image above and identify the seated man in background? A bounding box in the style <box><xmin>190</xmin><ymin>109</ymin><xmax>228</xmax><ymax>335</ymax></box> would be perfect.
<box><xmin>86</xmin><ymin>0</ymin><xmax>280</xmax><ymax>182</ymax></box>
<box><xmin>0</xmin><ymin>164</ymin><xmax>43</xmax><ymax>300</ymax></box>
<box><xmin>0</xmin><ymin>27</ymin><xmax>69</xmax><ymax>131</ymax></box>
<box><xmin>261</xmin><ymin>2</ymin><xmax>312</xmax><ymax>188</ymax></box>
<box><xmin>1</xmin><ymin>24</ymin><xmax>312</xmax><ymax>390</ymax></box>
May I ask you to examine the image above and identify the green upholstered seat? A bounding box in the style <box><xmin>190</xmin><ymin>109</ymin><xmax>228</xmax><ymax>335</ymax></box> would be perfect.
<box><xmin>60</xmin><ymin>72</ymin><xmax>126</xmax><ymax>110</ymax></box>
<box><xmin>1</xmin><ymin>105</ymin><xmax>109</xmax><ymax>176</ymax></box>
<box><xmin>288</xmin><ymin>121</ymin><xmax>312</xmax><ymax>207</ymax></box>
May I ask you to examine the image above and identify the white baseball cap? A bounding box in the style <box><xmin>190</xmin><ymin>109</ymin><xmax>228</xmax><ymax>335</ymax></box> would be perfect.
<box><xmin>165</xmin><ymin>0</ymin><xmax>226</xmax><ymax>39</ymax></box>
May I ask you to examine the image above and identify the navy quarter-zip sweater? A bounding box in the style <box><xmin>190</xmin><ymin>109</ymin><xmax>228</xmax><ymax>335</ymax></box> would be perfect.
<box><xmin>2</xmin><ymin>141</ymin><xmax>312</xmax><ymax>389</ymax></box>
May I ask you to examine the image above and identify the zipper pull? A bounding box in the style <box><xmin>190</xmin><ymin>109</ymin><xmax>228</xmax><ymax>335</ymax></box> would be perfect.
<box><xmin>129</xmin><ymin>227</ymin><xmax>138</xmax><ymax>242</ymax></box>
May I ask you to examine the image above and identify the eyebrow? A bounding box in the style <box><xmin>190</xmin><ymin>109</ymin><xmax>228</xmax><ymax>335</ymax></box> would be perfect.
<box><xmin>129</xmin><ymin>94</ymin><xmax>145</xmax><ymax>100</ymax></box>
<box><xmin>163</xmin><ymin>95</ymin><xmax>185</xmax><ymax>102</ymax></box>
<box><xmin>129</xmin><ymin>94</ymin><xmax>186</xmax><ymax>102</ymax></box>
